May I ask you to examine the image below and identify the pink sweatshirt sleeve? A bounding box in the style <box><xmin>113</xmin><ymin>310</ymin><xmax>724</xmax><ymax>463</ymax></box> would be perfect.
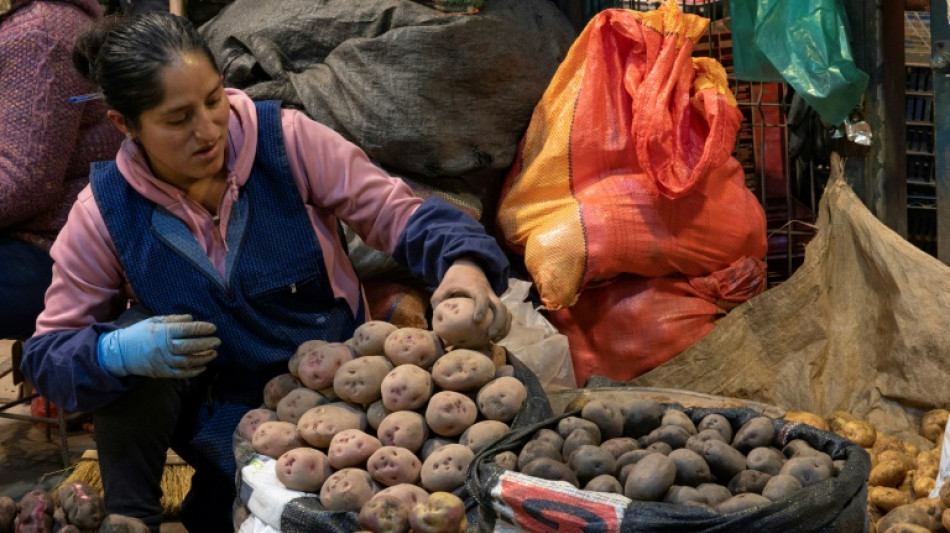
<box><xmin>280</xmin><ymin>109</ymin><xmax>422</xmax><ymax>254</ymax></box>
<box><xmin>34</xmin><ymin>187</ymin><xmax>130</xmax><ymax>335</ymax></box>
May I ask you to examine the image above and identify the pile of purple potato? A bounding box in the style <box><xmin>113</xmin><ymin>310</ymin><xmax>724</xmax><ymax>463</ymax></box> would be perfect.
<box><xmin>492</xmin><ymin>398</ymin><xmax>841</xmax><ymax>514</ymax></box>
<box><xmin>238</xmin><ymin>297</ymin><xmax>522</xmax><ymax>533</ymax></box>
<box><xmin>0</xmin><ymin>483</ymin><xmax>149</xmax><ymax>533</ymax></box>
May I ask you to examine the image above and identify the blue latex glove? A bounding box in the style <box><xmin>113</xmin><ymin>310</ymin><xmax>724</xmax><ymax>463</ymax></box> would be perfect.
<box><xmin>97</xmin><ymin>314</ymin><xmax>220</xmax><ymax>378</ymax></box>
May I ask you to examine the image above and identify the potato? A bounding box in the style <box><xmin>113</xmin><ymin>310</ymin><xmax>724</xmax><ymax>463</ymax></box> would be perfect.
<box><xmin>615</xmin><ymin>449</ymin><xmax>653</xmax><ymax>473</ymax></box>
<box><xmin>277</xmin><ymin>388</ymin><xmax>329</xmax><ymax>424</ymax></box>
<box><xmin>297</xmin><ymin>342</ymin><xmax>355</xmax><ymax>390</ymax></box>
<box><xmin>783</xmin><ymin>410</ymin><xmax>829</xmax><ymax>431</ymax></box>
<box><xmin>668</xmin><ymin>448</ymin><xmax>712</xmax><ymax>487</ymax></box>
<box><xmin>646</xmin><ymin>441</ymin><xmax>674</xmax><ymax>456</ymax></box>
<box><xmin>641</xmin><ymin>425</ymin><xmax>691</xmax><ymax>450</ymax></box>
<box><xmin>58</xmin><ymin>481</ymin><xmax>105</xmax><ymax>531</ymax></box>
<box><xmin>761</xmin><ymin>473</ymin><xmax>802</xmax><ymax>501</ymax></box>
<box><xmin>252</xmin><ymin>421</ymin><xmax>304</xmax><ymax>458</ymax></box>
<box><xmin>877</xmin><ymin>502</ymin><xmax>943</xmax><ymax>532</ymax></box>
<box><xmin>375</xmin><ymin>484</ymin><xmax>430</xmax><ymax>509</ymax></box>
<box><xmin>420</xmin><ymin>444</ymin><xmax>475</xmax><ymax>492</ymax></box>
<box><xmin>238</xmin><ymin>408</ymin><xmax>279</xmax><ymax>441</ymax></box>
<box><xmin>661</xmin><ymin>410</ymin><xmax>698</xmax><ymax>436</ymax></box>
<box><xmin>380</xmin><ymin>365</ymin><xmax>434</xmax><ymax>412</ymax></box>
<box><xmin>0</xmin><ymin>496</ymin><xmax>15</xmax><ymax>532</ymax></box>
<box><xmin>701</xmin><ymin>440</ymin><xmax>747</xmax><ymax>483</ymax></box>
<box><xmin>556</xmin><ymin>417</ymin><xmax>602</xmax><ymax>442</ymax></box>
<box><xmin>568</xmin><ymin>445</ymin><xmax>617</xmax><ymax>485</ymax></box>
<box><xmin>377</xmin><ymin>411</ymin><xmax>428</xmax><ymax>453</ymax></box>
<box><xmin>779</xmin><ymin>456</ymin><xmax>833</xmax><ymax>487</ymax></box>
<box><xmin>358</xmin><ymin>494</ymin><xmax>410</xmax><ymax>533</ymax></box>
<box><xmin>517</xmin><ymin>440</ymin><xmax>562</xmax><ymax>471</ymax></box>
<box><xmin>432</xmin><ymin>297</ymin><xmax>493</xmax><ymax>349</ymax></box>
<box><xmin>96</xmin><ymin>514</ymin><xmax>150</xmax><ymax>533</ymax></box>
<box><xmin>621</xmin><ymin>400</ymin><xmax>662</xmax><ymax>438</ymax></box>
<box><xmin>869</xmin><ymin>487</ymin><xmax>912</xmax><ymax>513</ymax></box>
<box><xmin>585</xmin><ymin>475</ymin><xmax>623</xmax><ymax>494</ymax></box>
<box><xmin>533</xmin><ymin>429</ymin><xmax>565</xmax><ymax>452</ymax></box>
<box><xmin>521</xmin><ymin>457</ymin><xmax>579</xmax><ymax>487</ymax></box>
<box><xmin>320</xmin><ymin>468</ymin><xmax>377</xmax><ymax>512</ymax></box>
<box><xmin>476</xmin><ymin>377</ymin><xmax>527</xmax><ymax>424</ymax></box>
<box><xmin>494</xmin><ymin>451</ymin><xmax>518</xmax><ymax>471</ymax></box>
<box><xmin>353</xmin><ymin>320</ymin><xmax>398</xmax><ymax>356</ymax></box>
<box><xmin>624</xmin><ymin>453</ymin><xmax>676</xmax><ymax>501</ymax></box>
<box><xmin>781</xmin><ymin>439</ymin><xmax>820</xmax><ymax>459</ymax></box>
<box><xmin>943</xmin><ymin>507</ymin><xmax>950</xmax><ymax>532</ymax></box>
<box><xmin>430</xmin><ymin>349</ymin><xmax>495</xmax><ymax>392</ymax></box>
<box><xmin>367</xmin><ymin>446</ymin><xmax>422</xmax><ymax>486</ymax></box>
<box><xmin>562</xmin><ymin>428</ymin><xmax>600</xmax><ymax>463</ymax></box>
<box><xmin>367</xmin><ymin>400</ymin><xmax>393</xmax><ymax>431</ymax></box>
<box><xmin>920</xmin><ymin>409</ymin><xmax>950</xmax><ymax>443</ymax></box>
<box><xmin>333</xmin><ymin>356</ymin><xmax>393</xmax><ymax>405</ymax></box>
<box><xmin>746</xmin><ymin>447</ymin><xmax>785</xmax><ymax>476</ymax></box>
<box><xmin>15</xmin><ymin>489</ymin><xmax>53</xmax><ymax>533</ymax></box>
<box><xmin>696</xmin><ymin>483</ymin><xmax>733</xmax><ymax>506</ymax></box>
<box><xmin>697</xmin><ymin>414</ymin><xmax>733</xmax><ymax>443</ymax></box>
<box><xmin>880</xmin><ymin>450</ymin><xmax>916</xmax><ymax>473</ymax></box>
<box><xmin>827</xmin><ymin>410</ymin><xmax>861</xmax><ymax>433</ymax></box>
<box><xmin>297</xmin><ymin>403</ymin><xmax>367</xmax><ymax>448</ymax></box>
<box><xmin>731</xmin><ymin>417</ymin><xmax>775</xmax><ymax>453</ymax></box>
<box><xmin>276</xmin><ymin>447</ymin><xmax>332</xmax><ymax>493</ymax></box>
<box><xmin>880</xmin><ymin>525</ymin><xmax>932</xmax><ymax>533</ymax></box>
<box><xmin>717</xmin><ymin>493</ymin><xmax>771</xmax><ymax>514</ymax></box>
<box><xmin>408</xmin><ymin>492</ymin><xmax>467</xmax><ymax>533</ymax></box>
<box><xmin>263</xmin><ymin>373</ymin><xmax>301</xmax><ymax>410</ymax></box>
<box><xmin>874</xmin><ymin>433</ymin><xmax>915</xmax><ymax>457</ymax></box>
<box><xmin>426</xmin><ymin>391</ymin><xmax>478</xmax><ymax>437</ymax></box>
<box><xmin>384</xmin><ymin>327</ymin><xmax>444</xmax><ymax>368</ymax></box>
<box><xmin>727</xmin><ymin>470</ymin><xmax>772</xmax><ymax>495</ymax></box>
<box><xmin>582</xmin><ymin>400</ymin><xmax>625</xmax><ymax>440</ymax></box>
<box><xmin>869</xmin><ymin>460</ymin><xmax>907</xmax><ymax>488</ymax></box>
<box><xmin>600</xmin><ymin>438</ymin><xmax>640</xmax><ymax>459</ymax></box>
<box><xmin>940</xmin><ymin>476</ymin><xmax>950</xmax><ymax>508</ymax></box>
<box><xmin>686</xmin><ymin>429</ymin><xmax>730</xmax><ymax>454</ymax></box>
<box><xmin>421</xmin><ymin>438</ymin><xmax>456</xmax><ymax>461</ymax></box>
<box><xmin>913</xmin><ymin>475</ymin><xmax>937</xmax><ymax>499</ymax></box>
<box><xmin>289</xmin><ymin>339</ymin><xmax>327</xmax><ymax>376</ymax></box>
<box><xmin>664</xmin><ymin>485</ymin><xmax>707</xmax><ymax>505</ymax></box>
<box><xmin>460</xmin><ymin>420</ymin><xmax>510</xmax><ymax>454</ymax></box>
<box><xmin>328</xmin><ymin>429</ymin><xmax>382</xmax><ymax>469</ymax></box>
<box><xmin>839</xmin><ymin>420</ymin><xmax>877</xmax><ymax>448</ymax></box>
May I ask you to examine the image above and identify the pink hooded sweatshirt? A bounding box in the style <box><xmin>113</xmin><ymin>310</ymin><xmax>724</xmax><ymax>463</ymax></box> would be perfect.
<box><xmin>36</xmin><ymin>89</ymin><xmax>422</xmax><ymax>335</ymax></box>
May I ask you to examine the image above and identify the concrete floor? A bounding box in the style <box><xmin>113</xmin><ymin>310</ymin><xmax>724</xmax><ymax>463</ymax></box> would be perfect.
<box><xmin>0</xmin><ymin>344</ymin><xmax>187</xmax><ymax>532</ymax></box>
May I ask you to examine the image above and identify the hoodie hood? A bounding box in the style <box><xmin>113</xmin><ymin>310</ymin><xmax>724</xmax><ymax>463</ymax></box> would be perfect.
<box><xmin>116</xmin><ymin>88</ymin><xmax>260</xmax><ymax>211</ymax></box>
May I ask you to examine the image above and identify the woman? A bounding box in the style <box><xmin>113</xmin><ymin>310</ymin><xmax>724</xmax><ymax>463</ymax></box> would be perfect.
<box><xmin>0</xmin><ymin>0</ymin><xmax>123</xmax><ymax>338</ymax></box>
<box><xmin>21</xmin><ymin>12</ymin><xmax>510</xmax><ymax>533</ymax></box>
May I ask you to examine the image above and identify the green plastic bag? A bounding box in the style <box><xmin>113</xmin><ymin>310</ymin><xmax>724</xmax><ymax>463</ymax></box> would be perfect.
<box><xmin>731</xmin><ymin>0</ymin><xmax>869</xmax><ymax>126</ymax></box>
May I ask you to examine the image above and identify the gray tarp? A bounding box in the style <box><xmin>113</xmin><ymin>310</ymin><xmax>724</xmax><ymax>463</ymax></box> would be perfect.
<box><xmin>627</xmin><ymin>156</ymin><xmax>949</xmax><ymax>448</ymax></box>
<box><xmin>200</xmin><ymin>0</ymin><xmax>575</xmax><ymax>212</ymax></box>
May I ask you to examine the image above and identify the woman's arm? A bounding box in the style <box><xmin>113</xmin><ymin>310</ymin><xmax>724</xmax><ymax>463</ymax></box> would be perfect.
<box><xmin>22</xmin><ymin>190</ymin><xmax>138</xmax><ymax>412</ymax></box>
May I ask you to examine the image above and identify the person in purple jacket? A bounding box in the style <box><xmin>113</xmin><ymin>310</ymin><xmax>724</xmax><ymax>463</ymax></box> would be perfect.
<box><xmin>0</xmin><ymin>0</ymin><xmax>123</xmax><ymax>339</ymax></box>
<box><xmin>21</xmin><ymin>12</ymin><xmax>510</xmax><ymax>533</ymax></box>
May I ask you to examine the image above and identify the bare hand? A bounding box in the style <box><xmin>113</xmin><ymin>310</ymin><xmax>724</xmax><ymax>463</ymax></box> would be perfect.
<box><xmin>431</xmin><ymin>258</ymin><xmax>510</xmax><ymax>341</ymax></box>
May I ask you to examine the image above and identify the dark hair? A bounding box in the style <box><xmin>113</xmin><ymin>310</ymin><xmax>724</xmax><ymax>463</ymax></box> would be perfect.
<box><xmin>72</xmin><ymin>12</ymin><xmax>219</xmax><ymax>128</ymax></box>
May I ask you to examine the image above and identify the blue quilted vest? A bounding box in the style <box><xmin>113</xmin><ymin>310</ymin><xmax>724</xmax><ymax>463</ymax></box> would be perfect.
<box><xmin>90</xmin><ymin>100</ymin><xmax>362</xmax><ymax>480</ymax></box>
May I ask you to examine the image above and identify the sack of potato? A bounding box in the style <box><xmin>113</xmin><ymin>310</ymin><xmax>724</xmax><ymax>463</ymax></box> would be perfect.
<box><xmin>829</xmin><ymin>408</ymin><xmax>950</xmax><ymax>533</ymax></box>
<box><xmin>231</xmin><ymin>296</ymin><xmax>552</xmax><ymax>533</ymax></box>
<box><xmin>468</xmin><ymin>399</ymin><xmax>870</xmax><ymax>532</ymax></box>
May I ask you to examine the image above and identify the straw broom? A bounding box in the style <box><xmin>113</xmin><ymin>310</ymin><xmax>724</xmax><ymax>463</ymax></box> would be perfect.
<box><xmin>55</xmin><ymin>449</ymin><xmax>193</xmax><ymax>518</ymax></box>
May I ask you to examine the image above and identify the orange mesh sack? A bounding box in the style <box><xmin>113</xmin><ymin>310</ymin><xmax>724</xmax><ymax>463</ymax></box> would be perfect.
<box><xmin>546</xmin><ymin>256</ymin><xmax>766</xmax><ymax>386</ymax></box>
<box><xmin>497</xmin><ymin>1</ymin><xmax>767</xmax><ymax>309</ymax></box>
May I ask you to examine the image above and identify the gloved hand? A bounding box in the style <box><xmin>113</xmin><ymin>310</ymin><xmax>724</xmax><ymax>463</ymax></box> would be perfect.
<box><xmin>97</xmin><ymin>314</ymin><xmax>220</xmax><ymax>378</ymax></box>
<box><xmin>431</xmin><ymin>258</ymin><xmax>511</xmax><ymax>342</ymax></box>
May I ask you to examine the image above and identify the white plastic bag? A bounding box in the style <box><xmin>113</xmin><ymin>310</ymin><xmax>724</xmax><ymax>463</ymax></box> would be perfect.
<box><xmin>496</xmin><ymin>278</ymin><xmax>576</xmax><ymax>390</ymax></box>
<box><xmin>930</xmin><ymin>423</ymin><xmax>950</xmax><ymax>499</ymax></box>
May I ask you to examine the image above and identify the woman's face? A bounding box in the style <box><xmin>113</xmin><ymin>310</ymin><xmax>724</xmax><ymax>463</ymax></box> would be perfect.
<box><xmin>131</xmin><ymin>53</ymin><xmax>230</xmax><ymax>189</ymax></box>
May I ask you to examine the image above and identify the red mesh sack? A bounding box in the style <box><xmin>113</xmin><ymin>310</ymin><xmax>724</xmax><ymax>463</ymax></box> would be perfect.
<box><xmin>547</xmin><ymin>256</ymin><xmax>766</xmax><ymax>385</ymax></box>
<box><xmin>497</xmin><ymin>1</ymin><xmax>767</xmax><ymax>309</ymax></box>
